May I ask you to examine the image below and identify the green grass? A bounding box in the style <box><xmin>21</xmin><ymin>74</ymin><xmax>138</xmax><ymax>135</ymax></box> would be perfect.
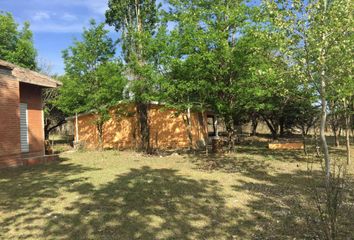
<box><xmin>0</xmin><ymin>143</ymin><xmax>353</xmax><ymax>239</ymax></box>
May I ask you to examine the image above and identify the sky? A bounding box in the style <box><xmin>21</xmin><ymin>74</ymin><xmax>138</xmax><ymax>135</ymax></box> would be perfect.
<box><xmin>0</xmin><ymin>0</ymin><xmax>119</xmax><ymax>75</ymax></box>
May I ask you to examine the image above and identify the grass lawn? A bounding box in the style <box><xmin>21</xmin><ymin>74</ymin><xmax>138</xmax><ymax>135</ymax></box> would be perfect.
<box><xmin>1</xmin><ymin>143</ymin><xmax>353</xmax><ymax>239</ymax></box>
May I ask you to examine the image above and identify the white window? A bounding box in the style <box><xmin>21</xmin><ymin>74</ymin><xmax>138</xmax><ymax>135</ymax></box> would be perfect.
<box><xmin>20</xmin><ymin>103</ymin><xmax>29</xmax><ymax>153</ymax></box>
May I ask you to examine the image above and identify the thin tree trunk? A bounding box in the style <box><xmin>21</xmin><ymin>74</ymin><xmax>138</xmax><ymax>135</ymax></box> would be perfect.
<box><xmin>331</xmin><ymin>123</ymin><xmax>339</xmax><ymax>147</ymax></box>
<box><xmin>186</xmin><ymin>107</ymin><xmax>193</xmax><ymax>150</ymax></box>
<box><xmin>226</xmin><ymin>117</ymin><xmax>235</xmax><ymax>152</ymax></box>
<box><xmin>214</xmin><ymin>116</ymin><xmax>219</xmax><ymax>138</ymax></box>
<box><xmin>279</xmin><ymin>116</ymin><xmax>285</xmax><ymax>137</ymax></box>
<box><xmin>97</xmin><ymin>122</ymin><xmax>104</xmax><ymax>151</ymax></box>
<box><xmin>302</xmin><ymin>127</ymin><xmax>308</xmax><ymax>156</ymax></box>
<box><xmin>251</xmin><ymin>115</ymin><xmax>258</xmax><ymax>136</ymax></box>
<box><xmin>44</xmin><ymin>120</ymin><xmax>67</xmax><ymax>140</ymax></box>
<box><xmin>320</xmin><ymin>75</ymin><xmax>331</xmax><ymax>183</ymax></box>
<box><xmin>201</xmin><ymin>111</ymin><xmax>209</xmax><ymax>156</ymax></box>
<box><xmin>344</xmin><ymin>100</ymin><xmax>351</xmax><ymax>165</ymax></box>
<box><xmin>314</xmin><ymin>124</ymin><xmax>321</xmax><ymax>157</ymax></box>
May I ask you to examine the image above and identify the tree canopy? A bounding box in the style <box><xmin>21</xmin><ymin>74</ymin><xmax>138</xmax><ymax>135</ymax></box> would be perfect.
<box><xmin>0</xmin><ymin>12</ymin><xmax>37</xmax><ymax>70</ymax></box>
<box><xmin>56</xmin><ymin>20</ymin><xmax>127</xmax><ymax>148</ymax></box>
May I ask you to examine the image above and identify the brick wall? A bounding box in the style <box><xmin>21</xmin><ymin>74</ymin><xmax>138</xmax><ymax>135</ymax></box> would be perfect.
<box><xmin>0</xmin><ymin>74</ymin><xmax>21</xmax><ymax>158</ymax></box>
<box><xmin>0</xmin><ymin>76</ymin><xmax>46</xmax><ymax>168</ymax></box>
<box><xmin>75</xmin><ymin>104</ymin><xmax>208</xmax><ymax>150</ymax></box>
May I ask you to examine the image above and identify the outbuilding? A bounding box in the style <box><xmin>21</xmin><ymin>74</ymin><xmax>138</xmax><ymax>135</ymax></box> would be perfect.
<box><xmin>0</xmin><ymin>60</ymin><xmax>61</xmax><ymax>168</ymax></box>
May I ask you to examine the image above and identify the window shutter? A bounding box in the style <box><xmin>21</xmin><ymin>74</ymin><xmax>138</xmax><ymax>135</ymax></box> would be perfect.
<box><xmin>20</xmin><ymin>103</ymin><xmax>29</xmax><ymax>153</ymax></box>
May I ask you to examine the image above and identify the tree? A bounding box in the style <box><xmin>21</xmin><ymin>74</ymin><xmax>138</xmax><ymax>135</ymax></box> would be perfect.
<box><xmin>57</xmin><ymin>20</ymin><xmax>127</xmax><ymax>149</ymax></box>
<box><xmin>36</xmin><ymin>60</ymin><xmax>67</xmax><ymax>140</ymax></box>
<box><xmin>262</xmin><ymin>0</ymin><xmax>353</xmax><ymax>180</ymax></box>
<box><xmin>43</xmin><ymin>88</ymin><xmax>67</xmax><ymax>140</ymax></box>
<box><xmin>229</xmin><ymin>24</ymin><xmax>296</xmax><ymax>140</ymax></box>
<box><xmin>106</xmin><ymin>0</ymin><xmax>160</xmax><ymax>153</ymax></box>
<box><xmin>261</xmin><ymin>2</ymin><xmax>353</xmax><ymax>238</ymax></box>
<box><xmin>0</xmin><ymin>12</ymin><xmax>37</xmax><ymax>70</ymax></box>
<box><xmin>157</xmin><ymin>0</ymin><xmax>257</xmax><ymax>150</ymax></box>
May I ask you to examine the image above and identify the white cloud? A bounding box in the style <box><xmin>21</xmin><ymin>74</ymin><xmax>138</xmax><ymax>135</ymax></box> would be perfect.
<box><xmin>32</xmin><ymin>11</ymin><xmax>51</xmax><ymax>21</ymax></box>
<box><xmin>32</xmin><ymin>0</ymin><xmax>108</xmax><ymax>15</ymax></box>
<box><xmin>31</xmin><ymin>22</ymin><xmax>84</xmax><ymax>33</ymax></box>
<box><xmin>61</xmin><ymin>13</ymin><xmax>77</xmax><ymax>22</ymax></box>
<box><xmin>12</xmin><ymin>0</ymin><xmax>110</xmax><ymax>33</ymax></box>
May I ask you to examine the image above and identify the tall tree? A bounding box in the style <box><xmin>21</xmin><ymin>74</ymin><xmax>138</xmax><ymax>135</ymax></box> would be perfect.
<box><xmin>57</xmin><ymin>20</ymin><xmax>127</xmax><ymax>149</ymax></box>
<box><xmin>106</xmin><ymin>0</ymin><xmax>160</xmax><ymax>153</ymax></box>
<box><xmin>159</xmin><ymin>0</ymin><xmax>255</xmax><ymax>150</ymax></box>
<box><xmin>262</xmin><ymin>0</ymin><xmax>353</xmax><ymax>179</ymax></box>
<box><xmin>0</xmin><ymin>12</ymin><xmax>37</xmax><ymax>70</ymax></box>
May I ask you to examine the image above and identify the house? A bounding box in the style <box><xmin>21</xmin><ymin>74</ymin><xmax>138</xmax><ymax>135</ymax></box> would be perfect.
<box><xmin>0</xmin><ymin>60</ymin><xmax>61</xmax><ymax>168</ymax></box>
<box><xmin>67</xmin><ymin>103</ymin><xmax>219</xmax><ymax>150</ymax></box>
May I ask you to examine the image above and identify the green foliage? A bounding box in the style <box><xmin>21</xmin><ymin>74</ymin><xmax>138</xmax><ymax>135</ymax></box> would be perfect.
<box><xmin>0</xmin><ymin>12</ymin><xmax>37</xmax><ymax>69</ymax></box>
<box><xmin>57</xmin><ymin>20</ymin><xmax>127</xmax><ymax>148</ymax></box>
<box><xmin>106</xmin><ymin>0</ymin><xmax>162</xmax><ymax>105</ymax></box>
<box><xmin>159</xmin><ymin>0</ymin><xmax>249</xmax><ymax>114</ymax></box>
<box><xmin>57</xmin><ymin>21</ymin><xmax>125</xmax><ymax>143</ymax></box>
<box><xmin>261</xmin><ymin>0</ymin><xmax>353</xmax><ymax>101</ymax></box>
<box><xmin>57</xmin><ymin>20</ymin><xmax>126</xmax><ymax>116</ymax></box>
<box><xmin>106</xmin><ymin>0</ymin><xmax>159</xmax><ymax>63</ymax></box>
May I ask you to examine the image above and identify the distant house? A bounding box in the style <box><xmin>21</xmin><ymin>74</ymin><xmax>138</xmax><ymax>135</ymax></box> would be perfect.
<box><xmin>67</xmin><ymin>103</ymin><xmax>218</xmax><ymax>150</ymax></box>
<box><xmin>0</xmin><ymin>60</ymin><xmax>61</xmax><ymax>168</ymax></box>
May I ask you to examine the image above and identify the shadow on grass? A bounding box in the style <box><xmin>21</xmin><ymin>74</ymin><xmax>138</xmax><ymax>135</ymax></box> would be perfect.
<box><xmin>185</xmin><ymin>146</ymin><xmax>304</xmax><ymax>176</ymax></box>
<box><xmin>1</xmin><ymin>152</ymin><xmax>353</xmax><ymax>239</ymax></box>
<box><xmin>42</xmin><ymin>166</ymin><xmax>244</xmax><ymax>240</ymax></box>
<box><xmin>0</xmin><ymin>162</ymin><xmax>243</xmax><ymax>239</ymax></box>
<box><xmin>231</xmin><ymin>168</ymin><xmax>354</xmax><ymax>239</ymax></box>
<box><xmin>0</xmin><ymin>158</ymin><xmax>100</xmax><ymax>239</ymax></box>
<box><xmin>185</xmin><ymin>144</ymin><xmax>354</xmax><ymax>239</ymax></box>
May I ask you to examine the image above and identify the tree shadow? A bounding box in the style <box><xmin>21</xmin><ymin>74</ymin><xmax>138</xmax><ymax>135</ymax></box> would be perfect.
<box><xmin>187</xmin><ymin>153</ymin><xmax>272</xmax><ymax>178</ymax></box>
<box><xmin>42</xmin><ymin>166</ymin><xmax>244</xmax><ymax>240</ymax></box>
<box><xmin>0</xmin><ymin>158</ymin><xmax>100</xmax><ymax>239</ymax></box>
<box><xmin>231</xmin><ymin>168</ymin><xmax>354</xmax><ymax>239</ymax></box>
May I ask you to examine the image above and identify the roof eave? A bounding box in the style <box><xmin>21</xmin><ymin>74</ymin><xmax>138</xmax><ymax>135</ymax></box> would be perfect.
<box><xmin>0</xmin><ymin>59</ymin><xmax>62</xmax><ymax>88</ymax></box>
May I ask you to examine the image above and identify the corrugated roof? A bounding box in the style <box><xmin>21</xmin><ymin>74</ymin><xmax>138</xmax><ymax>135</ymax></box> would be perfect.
<box><xmin>0</xmin><ymin>59</ymin><xmax>62</xmax><ymax>88</ymax></box>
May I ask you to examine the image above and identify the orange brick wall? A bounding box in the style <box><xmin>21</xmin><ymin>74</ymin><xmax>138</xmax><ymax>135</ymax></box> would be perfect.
<box><xmin>76</xmin><ymin>104</ymin><xmax>208</xmax><ymax>150</ymax></box>
<box><xmin>149</xmin><ymin>105</ymin><xmax>207</xmax><ymax>149</ymax></box>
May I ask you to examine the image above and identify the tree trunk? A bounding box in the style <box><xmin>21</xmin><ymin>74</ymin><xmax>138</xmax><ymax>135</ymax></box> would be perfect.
<box><xmin>44</xmin><ymin>119</ymin><xmax>67</xmax><ymax>140</ymax></box>
<box><xmin>314</xmin><ymin>124</ymin><xmax>321</xmax><ymax>157</ymax></box>
<box><xmin>97</xmin><ymin>122</ymin><xmax>104</xmax><ymax>151</ymax></box>
<box><xmin>185</xmin><ymin>107</ymin><xmax>193</xmax><ymax>150</ymax></box>
<box><xmin>251</xmin><ymin>115</ymin><xmax>258</xmax><ymax>136</ymax></box>
<box><xmin>225</xmin><ymin>117</ymin><xmax>235</xmax><ymax>152</ymax></box>
<box><xmin>263</xmin><ymin>117</ymin><xmax>279</xmax><ymax>140</ymax></box>
<box><xmin>320</xmin><ymin>75</ymin><xmax>330</xmax><ymax>183</ymax></box>
<box><xmin>301</xmin><ymin>126</ymin><xmax>308</xmax><ymax>156</ymax></box>
<box><xmin>331</xmin><ymin>123</ymin><xmax>339</xmax><ymax>147</ymax></box>
<box><xmin>279</xmin><ymin>116</ymin><xmax>285</xmax><ymax>137</ymax></box>
<box><xmin>137</xmin><ymin>102</ymin><xmax>150</xmax><ymax>153</ymax></box>
<box><xmin>45</xmin><ymin>126</ymin><xmax>50</xmax><ymax>140</ymax></box>
<box><xmin>344</xmin><ymin>100</ymin><xmax>351</xmax><ymax>165</ymax></box>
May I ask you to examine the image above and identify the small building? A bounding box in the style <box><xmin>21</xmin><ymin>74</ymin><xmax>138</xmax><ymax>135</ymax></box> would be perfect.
<box><xmin>67</xmin><ymin>103</ymin><xmax>218</xmax><ymax>150</ymax></box>
<box><xmin>0</xmin><ymin>60</ymin><xmax>61</xmax><ymax>168</ymax></box>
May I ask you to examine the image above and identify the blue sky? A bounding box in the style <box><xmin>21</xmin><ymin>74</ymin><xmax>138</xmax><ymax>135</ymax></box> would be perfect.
<box><xmin>0</xmin><ymin>0</ymin><xmax>119</xmax><ymax>75</ymax></box>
